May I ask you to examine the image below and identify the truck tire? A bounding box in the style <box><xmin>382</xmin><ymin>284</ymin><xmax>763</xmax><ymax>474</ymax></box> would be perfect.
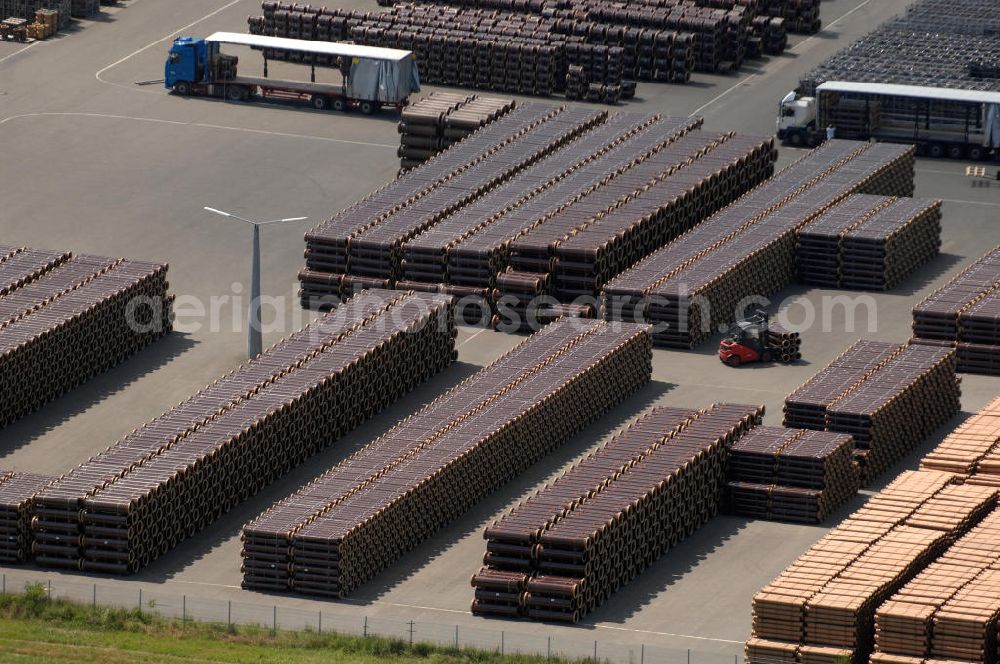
<box><xmin>332</xmin><ymin>98</ymin><xmax>347</xmax><ymax>112</ymax></box>
<box><xmin>969</xmin><ymin>146</ymin><xmax>985</xmax><ymax>161</ymax></box>
<box><xmin>226</xmin><ymin>86</ymin><xmax>246</xmax><ymax>102</ymax></box>
<box><xmin>948</xmin><ymin>145</ymin><xmax>964</xmax><ymax>160</ymax></box>
<box><xmin>788</xmin><ymin>132</ymin><xmax>803</xmax><ymax>147</ymax></box>
<box><xmin>928</xmin><ymin>143</ymin><xmax>945</xmax><ymax>159</ymax></box>
<box><xmin>173</xmin><ymin>81</ymin><xmax>192</xmax><ymax>96</ymax></box>
<box><xmin>360</xmin><ymin>100</ymin><xmax>377</xmax><ymax>115</ymax></box>
<box><xmin>311</xmin><ymin>95</ymin><xmax>329</xmax><ymax>110</ymax></box>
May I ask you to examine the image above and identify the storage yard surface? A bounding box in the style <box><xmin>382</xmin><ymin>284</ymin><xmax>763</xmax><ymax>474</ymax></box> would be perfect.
<box><xmin>1</xmin><ymin>0</ymin><xmax>999</xmax><ymax>660</ymax></box>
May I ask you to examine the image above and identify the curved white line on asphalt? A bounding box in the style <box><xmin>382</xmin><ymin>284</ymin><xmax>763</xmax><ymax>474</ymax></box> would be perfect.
<box><xmin>688</xmin><ymin>0</ymin><xmax>875</xmax><ymax>118</ymax></box>
<box><xmin>0</xmin><ymin>42</ymin><xmax>37</xmax><ymax>65</ymax></box>
<box><xmin>0</xmin><ymin>111</ymin><xmax>397</xmax><ymax>149</ymax></box>
<box><xmin>95</xmin><ymin>0</ymin><xmax>244</xmax><ymax>92</ymax></box>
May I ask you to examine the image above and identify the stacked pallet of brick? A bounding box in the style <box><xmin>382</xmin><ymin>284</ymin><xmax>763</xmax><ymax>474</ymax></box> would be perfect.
<box><xmin>0</xmin><ymin>470</ymin><xmax>53</xmax><ymax>564</ymax></box>
<box><xmin>912</xmin><ymin>247</ymin><xmax>1000</xmax><ymax>376</ymax></box>
<box><xmin>0</xmin><ymin>247</ymin><xmax>173</xmax><ymax>429</ymax></box>
<box><xmin>0</xmin><ymin>0</ymin><xmax>68</xmax><ymax>27</ymax></box>
<box><xmin>471</xmin><ymin>402</ymin><xmax>762</xmax><ymax>622</ymax></box>
<box><xmin>782</xmin><ymin>340</ymin><xmax>961</xmax><ymax>483</ymax></box>
<box><xmin>872</xmin><ymin>509</ymin><xmax>1000</xmax><ymax>664</ymax></box>
<box><xmin>397</xmin><ymin>93</ymin><xmax>516</xmax><ymax>172</ymax></box>
<box><xmin>746</xmin><ymin>470</ymin><xmax>998</xmax><ymax>664</ymax></box>
<box><xmin>726</xmin><ymin>427</ymin><xmax>860</xmax><ymax>524</ymax></box>
<box><xmin>797</xmin><ymin>195</ymin><xmax>942</xmax><ymax>291</ymax></box>
<box><xmin>921</xmin><ymin>396</ymin><xmax>1000</xmax><ymax>489</ymax></box>
<box><xmin>602</xmin><ymin>140</ymin><xmax>916</xmax><ymax>349</ymax></box>
<box><xmin>30</xmin><ymin>290</ymin><xmax>457</xmax><ymax>574</ymax></box>
<box><xmin>241</xmin><ymin>318</ymin><xmax>652</xmax><ymax>597</ymax></box>
<box><xmin>301</xmin><ymin>104</ymin><xmax>605</xmax><ymax>307</ymax></box>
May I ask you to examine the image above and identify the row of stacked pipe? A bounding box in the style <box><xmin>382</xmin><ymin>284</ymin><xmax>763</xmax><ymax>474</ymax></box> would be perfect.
<box><xmin>0</xmin><ymin>470</ymin><xmax>54</xmax><ymax>564</ymax></box>
<box><xmin>796</xmin><ymin>194</ymin><xmax>943</xmax><ymax>291</ymax></box>
<box><xmin>602</xmin><ymin>140</ymin><xmax>918</xmax><ymax>348</ymax></box>
<box><xmin>912</xmin><ymin>247</ymin><xmax>1000</xmax><ymax>376</ymax></box>
<box><xmin>783</xmin><ymin>339</ymin><xmax>961</xmax><ymax>483</ymax></box>
<box><xmin>240</xmin><ymin>317</ymin><xmax>653</xmax><ymax>597</ymax></box>
<box><xmin>27</xmin><ymin>290</ymin><xmax>457</xmax><ymax>574</ymax></box>
<box><xmin>748</xmin><ymin>396</ymin><xmax>1000</xmax><ymax>664</ymax></box>
<box><xmin>249</xmin><ymin>0</ymin><xmax>815</xmax><ymax>101</ymax></box>
<box><xmin>726</xmin><ymin>427</ymin><xmax>860</xmax><ymax>525</ymax></box>
<box><xmin>0</xmin><ymin>246</ymin><xmax>173</xmax><ymax>429</ymax></box>
<box><xmin>301</xmin><ymin>105</ymin><xmax>779</xmax><ymax>326</ymax></box>
<box><xmin>470</xmin><ymin>403</ymin><xmax>764</xmax><ymax>622</ymax></box>
<box><xmin>397</xmin><ymin>92</ymin><xmax>516</xmax><ymax>172</ymax></box>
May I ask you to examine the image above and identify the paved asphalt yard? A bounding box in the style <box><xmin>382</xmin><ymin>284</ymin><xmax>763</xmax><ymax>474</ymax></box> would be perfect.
<box><xmin>1</xmin><ymin>0</ymin><xmax>999</xmax><ymax>661</ymax></box>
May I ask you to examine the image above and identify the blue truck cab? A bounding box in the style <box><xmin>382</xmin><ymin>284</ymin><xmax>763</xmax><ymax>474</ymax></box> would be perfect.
<box><xmin>165</xmin><ymin>37</ymin><xmax>216</xmax><ymax>93</ymax></box>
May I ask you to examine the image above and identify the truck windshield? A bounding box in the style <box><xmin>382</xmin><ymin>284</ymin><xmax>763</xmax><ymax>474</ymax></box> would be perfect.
<box><xmin>781</xmin><ymin>107</ymin><xmax>796</xmax><ymax>117</ymax></box>
<box><xmin>169</xmin><ymin>53</ymin><xmax>181</xmax><ymax>64</ymax></box>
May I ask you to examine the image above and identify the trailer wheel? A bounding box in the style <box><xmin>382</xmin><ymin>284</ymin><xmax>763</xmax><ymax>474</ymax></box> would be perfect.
<box><xmin>969</xmin><ymin>146</ymin><xmax>985</xmax><ymax>161</ymax></box>
<box><xmin>226</xmin><ymin>86</ymin><xmax>246</xmax><ymax>102</ymax></box>
<box><xmin>332</xmin><ymin>98</ymin><xmax>347</xmax><ymax>112</ymax></box>
<box><xmin>311</xmin><ymin>95</ymin><xmax>329</xmax><ymax>110</ymax></box>
<box><xmin>788</xmin><ymin>132</ymin><xmax>803</xmax><ymax>147</ymax></box>
<box><xmin>928</xmin><ymin>143</ymin><xmax>945</xmax><ymax>159</ymax></box>
<box><xmin>948</xmin><ymin>145</ymin><xmax>964</xmax><ymax>160</ymax></box>
<box><xmin>173</xmin><ymin>81</ymin><xmax>192</xmax><ymax>96</ymax></box>
<box><xmin>360</xmin><ymin>100</ymin><xmax>378</xmax><ymax>115</ymax></box>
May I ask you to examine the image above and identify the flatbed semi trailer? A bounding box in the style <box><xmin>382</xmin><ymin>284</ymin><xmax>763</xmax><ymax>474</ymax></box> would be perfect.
<box><xmin>165</xmin><ymin>32</ymin><xmax>420</xmax><ymax>114</ymax></box>
<box><xmin>778</xmin><ymin>81</ymin><xmax>1000</xmax><ymax>160</ymax></box>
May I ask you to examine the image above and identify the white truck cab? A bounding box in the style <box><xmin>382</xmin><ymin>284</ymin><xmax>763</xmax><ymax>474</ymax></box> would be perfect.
<box><xmin>776</xmin><ymin>90</ymin><xmax>819</xmax><ymax>147</ymax></box>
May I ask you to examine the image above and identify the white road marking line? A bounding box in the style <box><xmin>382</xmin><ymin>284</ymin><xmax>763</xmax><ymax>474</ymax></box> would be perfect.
<box><xmin>95</xmin><ymin>0</ymin><xmax>244</xmax><ymax>90</ymax></box>
<box><xmin>458</xmin><ymin>328</ymin><xmax>490</xmax><ymax>347</ymax></box>
<box><xmin>689</xmin><ymin>74</ymin><xmax>757</xmax><ymax>119</ymax></box>
<box><xmin>916</xmin><ymin>168</ymin><xmax>965</xmax><ymax>176</ymax></box>
<box><xmin>0</xmin><ymin>111</ymin><xmax>397</xmax><ymax>148</ymax></box>
<box><xmin>0</xmin><ymin>42</ymin><xmax>37</xmax><ymax>65</ymax></box>
<box><xmin>942</xmin><ymin>198</ymin><xmax>1000</xmax><ymax>208</ymax></box>
<box><xmin>591</xmin><ymin>624</ymin><xmax>744</xmax><ymax>644</ymax></box>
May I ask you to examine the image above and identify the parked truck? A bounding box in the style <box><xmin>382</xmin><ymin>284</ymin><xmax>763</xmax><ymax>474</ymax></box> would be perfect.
<box><xmin>165</xmin><ymin>32</ymin><xmax>420</xmax><ymax>115</ymax></box>
<box><xmin>777</xmin><ymin>81</ymin><xmax>1000</xmax><ymax>160</ymax></box>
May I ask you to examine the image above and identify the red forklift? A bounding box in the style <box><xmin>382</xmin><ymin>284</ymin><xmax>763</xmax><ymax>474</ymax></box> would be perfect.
<box><xmin>719</xmin><ymin>311</ymin><xmax>801</xmax><ymax>367</ymax></box>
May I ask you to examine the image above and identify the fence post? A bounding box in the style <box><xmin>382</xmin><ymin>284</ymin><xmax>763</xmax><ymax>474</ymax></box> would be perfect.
<box><xmin>455</xmin><ymin>625</ymin><xmax>459</xmax><ymax>649</ymax></box>
<box><xmin>687</xmin><ymin>648</ymin><xmax>691</xmax><ymax>664</ymax></box>
<box><xmin>547</xmin><ymin>636</ymin><xmax>551</xmax><ymax>658</ymax></box>
<box><xmin>363</xmin><ymin>616</ymin><xmax>368</xmax><ymax>638</ymax></box>
<box><xmin>319</xmin><ymin>611</ymin><xmax>322</xmax><ymax>635</ymax></box>
<box><xmin>272</xmin><ymin>606</ymin><xmax>277</xmax><ymax>636</ymax></box>
<box><xmin>93</xmin><ymin>584</ymin><xmax>96</xmax><ymax>609</ymax></box>
<box><xmin>409</xmin><ymin>620</ymin><xmax>414</xmax><ymax>646</ymax></box>
<box><xmin>501</xmin><ymin>631</ymin><xmax>505</xmax><ymax>655</ymax></box>
<box><xmin>138</xmin><ymin>589</ymin><xmax>142</xmax><ymax>613</ymax></box>
<box><xmin>641</xmin><ymin>643</ymin><xmax>645</xmax><ymax>664</ymax></box>
<box><xmin>3</xmin><ymin>573</ymin><xmax>6</xmax><ymax>595</ymax></box>
<box><xmin>594</xmin><ymin>640</ymin><xmax>598</xmax><ymax>660</ymax></box>
<box><xmin>47</xmin><ymin>580</ymin><xmax>51</xmax><ymax>601</ymax></box>
<box><xmin>228</xmin><ymin>600</ymin><xmax>231</xmax><ymax>628</ymax></box>
<box><xmin>182</xmin><ymin>595</ymin><xmax>186</xmax><ymax>623</ymax></box>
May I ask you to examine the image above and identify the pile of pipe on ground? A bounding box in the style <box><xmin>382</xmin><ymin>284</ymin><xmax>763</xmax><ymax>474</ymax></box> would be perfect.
<box><xmin>248</xmin><ymin>0</ymin><xmax>812</xmax><ymax>101</ymax></box>
<box><xmin>921</xmin><ymin>395</ymin><xmax>1000</xmax><ymax>489</ymax></box>
<box><xmin>0</xmin><ymin>246</ymin><xmax>173</xmax><ymax>429</ymax></box>
<box><xmin>911</xmin><ymin>247</ymin><xmax>1000</xmax><ymax>376</ymax></box>
<box><xmin>398</xmin><ymin>92</ymin><xmax>516</xmax><ymax>172</ymax></box>
<box><xmin>470</xmin><ymin>402</ymin><xmax>762</xmax><ymax>623</ymax></box>
<box><xmin>29</xmin><ymin>290</ymin><xmax>457</xmax><ymax>575</ymax></box>
<box><xmin>0</xmin><ymin>470</ymin><xmax>54</xmax><ymax>564</ymax></box>
<box><xmin>302</xmin><ymin>106</ymin><xmax>777</xmax><ymax>329</ymax></box>
<box><xmin>726</xmin><ymin>427</ymin><xmax>860</xmax><ymax>524</ymax></box>
<box><xmin>783</xmin><ymin>340</ymin><xmax>961</xmax><ymax>483</ymax></box>
<box><xmin>602</xmin><ymin>140</ymin><xmax>916</xmax><ymax>349</ymax></box>
<box><xmin>746</xmin><ymin>469</ymin><xmax>998</xmax><ymax>664</ymax></box>
<box><xmin>765</xmin><ymin>322</ymin><xmax>802</xmax><ymax>363</ymax></box>
<box><xmin>796</xmin><ymin>194</ymin><xmax>942</xmax><ymax>291</ymax></box>
<box><xmin>241</xmin><ymin>317</ymin><xmax>652</xmax><ymax>598</ymax></box>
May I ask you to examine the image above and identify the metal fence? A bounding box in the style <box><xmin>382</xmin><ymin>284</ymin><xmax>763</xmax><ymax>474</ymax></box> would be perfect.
<box><xmin>0</xmin><ymin>571</ymin><xmax>745</xmax><ymax>664</ymax></box>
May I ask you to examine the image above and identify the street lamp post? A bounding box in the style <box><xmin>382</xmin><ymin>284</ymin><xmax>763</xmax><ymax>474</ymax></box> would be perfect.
<box><xmin>204</xmin><ymin>207</ymin><xmax>309</xmax><ymax>359</ymax></box>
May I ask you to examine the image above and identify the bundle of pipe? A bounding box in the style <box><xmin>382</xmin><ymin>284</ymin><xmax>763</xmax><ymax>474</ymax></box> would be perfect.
<box><xmin>911</xmin><ymin>247</ymin><xmax>1000</xmax><ymax>376</ymax></box>
<box><xmin>602</xmin><ymin>140</ymin><xmax>916</xmax><ymax>349</ymax></box>
<box><xmin>30</xmin><ymin>290</ymin><xmax>456</xmax><ymax>575</ymax></box>
<box><xmin>0</xmin><ymin>247</ymin><xmax>173</xmax><ymax>429</ymax></box>
<box><xmin>765</xmin><ymin>322</ymin><xmax>801</xmax><ymax>363</ymax></box>
<box><xmin>873</xmin><ymin>508</ymin><xmax>1000</xmax><ymax>664</ymax></box>
<box><xmin>472</xmin><ymin>402</ymin><xmax>762</xmax><ymax>622</ymax></box>
<box><xmin>726</xmin><ymin>427</ymin><xmax>860</xmax><ymax>524</ymax></box>
<box><xmin>398</xmin><ymin>93</ymin><xmax>516</xmax><ymax>172</ymax></box>
<box><xmin>921</xmin><ymin>396</ymin><xmax>1000</xmax><ymax>490</ymax></box>
<box><xmin>241</xmin><ymin>317</ymin><xmax>651</xmax><ymax>598</ymax></box>
<box><xmin>301</xmin><ymin>104</ymin><xmax>604</xmax><ymax>307</ymax></box>
<box><xmin>796</xmin><ymin>195</ymin><xmax>942</xmax><ymax>291</ymax></box>
<box><xmin>783</xmin><ymin>340</ymin><xmax>960</xmax><ymax>483</ymax></box>
<box><xmin>0</xmin><ymin>470</ymin><xmax>54</xmax><ymax>564</ymax></box>
<box><xmin>747</xmin><ymin>470</ymin><xmax>998</xmax><ymax>664</ymax></box>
